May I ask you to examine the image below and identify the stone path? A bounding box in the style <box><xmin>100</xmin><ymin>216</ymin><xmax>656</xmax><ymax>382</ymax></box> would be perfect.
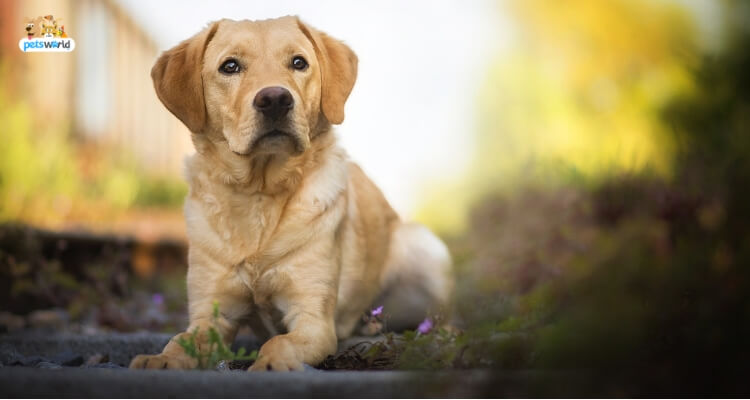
<box><xmin>0</xmin><ymin>333</ymin><xmax>589</xmax><ymax>397</ymax></box>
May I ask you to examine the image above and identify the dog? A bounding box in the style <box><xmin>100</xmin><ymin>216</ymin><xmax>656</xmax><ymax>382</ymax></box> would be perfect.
<box><xmin>24</xmin><ymin>16</ymin><xmax>42</xmax><ymax>39</ymax></box>
<box><xmin>129</xmin><ymin>16</ymin><xmax>453</xmax><ymax>371</ymax></box>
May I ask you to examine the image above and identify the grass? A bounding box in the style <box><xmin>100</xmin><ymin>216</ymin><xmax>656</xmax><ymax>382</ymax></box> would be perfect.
<box><xmin>175</xmin><ymin>302</ymin><xmax>257</xmax><ymax>370</ymax></box>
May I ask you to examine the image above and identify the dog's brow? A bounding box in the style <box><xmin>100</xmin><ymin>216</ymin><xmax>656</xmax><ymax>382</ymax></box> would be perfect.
<box><xmin>216</xmin><ymin>48</ymin><xmax>252</xmax><ymax>63</ymax></box>
<box><xmin>281</xmin><ymin>44</ymin><xmax>311</xmax><ymax>60</ymax></box>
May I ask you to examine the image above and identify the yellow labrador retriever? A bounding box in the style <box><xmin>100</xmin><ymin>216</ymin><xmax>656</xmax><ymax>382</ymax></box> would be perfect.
<box><xmin>130</xmin><ymin>16</ymin><xmax>452</xmax><ymax>371</ymax></box>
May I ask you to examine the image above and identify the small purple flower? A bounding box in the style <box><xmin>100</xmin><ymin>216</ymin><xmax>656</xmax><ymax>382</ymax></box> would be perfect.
<box><xmin>151</xmin><ymin>293</ymin><xmax>164</xmax><ymax>305</ymax></box>
<box><xmin>417</xmin><ymin>318</ymin><xmax>433</xmax><ymax>334</ymax></box>
<box><xmin>371</xmin><ymin>305</ymin><xmax>384</xmax><ymax>317</ymax></box>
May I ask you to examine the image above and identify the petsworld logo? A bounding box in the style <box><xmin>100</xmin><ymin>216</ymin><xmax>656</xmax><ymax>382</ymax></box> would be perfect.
<box><xmin>19</xmin><ymin>15</ymin><xmax>75</xmax><ymax>53</ymax></box>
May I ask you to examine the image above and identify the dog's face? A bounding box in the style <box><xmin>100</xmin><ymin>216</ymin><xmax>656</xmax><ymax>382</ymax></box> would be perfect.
<box><xmin>25</xmin><ymin>17</ymin><xmax>41</xmax><ymax>36</ymax></box>
<box><xmin>152</xmin><ymin>17</ymin><xmax>358</xmax><ymax>158</ymax></box>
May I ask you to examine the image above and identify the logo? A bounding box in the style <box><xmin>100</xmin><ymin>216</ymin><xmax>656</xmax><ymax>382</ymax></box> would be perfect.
<box><xmin>19</xmin><ymin>15</ymin><xmax>75</xmax><ymax>53</ymax></box>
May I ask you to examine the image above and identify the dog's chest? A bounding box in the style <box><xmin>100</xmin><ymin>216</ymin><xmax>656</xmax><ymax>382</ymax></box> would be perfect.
<box><xmin>187</xmin><ymin>182</ymin><xmax>288</xmax><ymax>267</ymax></box>
<box><xmin>226</xmin><ymin>194</ymin><xmax>282</xmax><ymax>257</ymax></box>
<box><xmin>232</xmin><ymin>258</ymin><xmax>290</xmax><ymax>306</ymax></box>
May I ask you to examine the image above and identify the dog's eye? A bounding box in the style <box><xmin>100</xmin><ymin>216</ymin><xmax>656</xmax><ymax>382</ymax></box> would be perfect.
<box><xmin>220</xmin><ymin>59</ymin><xmax>241</xmax><ymax>74</ymax></box>
<box><xmin>291</xmin><ymin>56</ymin><xmax>308</xmax><ymax>71</ymax></box>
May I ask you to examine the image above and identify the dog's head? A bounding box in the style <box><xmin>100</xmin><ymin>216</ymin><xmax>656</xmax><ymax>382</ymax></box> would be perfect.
<box><xmin>25</xmin><ymin>17</ymin><xmax>41</xmax><ymax>36</ymax></box>
<box><xmin>151</xmin><ymin>17</ymin><xmax>358</xmax><ymax>157</ymax></box>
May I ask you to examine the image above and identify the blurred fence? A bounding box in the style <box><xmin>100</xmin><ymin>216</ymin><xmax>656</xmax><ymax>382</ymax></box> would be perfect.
<box><xmin>1</xmin><ymin>0</ymin><xmax>191</xmax><ymax>176</ymax></box>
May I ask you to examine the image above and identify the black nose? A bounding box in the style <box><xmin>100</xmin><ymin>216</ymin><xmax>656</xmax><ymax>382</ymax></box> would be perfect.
<box><xmin>253</xmin><ymin>86</ymin><xmax>294</xmax><ymax>121</ymax></box>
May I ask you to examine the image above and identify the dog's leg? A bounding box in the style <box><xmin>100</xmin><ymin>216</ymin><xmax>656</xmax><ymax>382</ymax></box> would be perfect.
<box><xmin>130</xmin><ymin>249</ymin><xmax>250</xmax><ymax>369</ymax></box>
<box><xmin>129</xmin><ymin>316</ymin><xmax>238</xmax><ymax>369</ymax></box>
<box><xmin>248</xmin><ymin>263</ymin><xmax>338</xmax><ymax>371</ymax></box>
<box><xmin>248</xmin><ymin>301</ymin><xmax>337</xmax><ymax>371</ymax></box>
<box><xmin>373</xmin><ymin>223</ymin><xmax>453</xmax><ymax>332</ymax></box>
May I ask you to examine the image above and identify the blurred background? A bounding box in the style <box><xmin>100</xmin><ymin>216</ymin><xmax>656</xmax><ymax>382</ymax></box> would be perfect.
<box><xmin>1</xmin><ymin>0</ymin><xmax>750</xmax><ymax>391</ymax></box>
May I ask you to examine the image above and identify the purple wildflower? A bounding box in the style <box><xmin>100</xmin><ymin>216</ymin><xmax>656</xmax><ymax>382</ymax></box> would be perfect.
<box><xmin>417</xmin><ymin>318</ymin><xmax>433</xmax><ymax>334</ymax></box>
<box><xmin>151</xmin><ymin>293</ymin><xmax>164</xmax><ymax>305</ymax></box>
<box><xmin>371</xmin><ymin>305</ymin><xmax>384</xmax><ymax>317</ymax></box>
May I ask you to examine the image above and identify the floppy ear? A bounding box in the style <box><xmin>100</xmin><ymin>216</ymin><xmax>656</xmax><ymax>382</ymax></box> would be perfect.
<box><xmin>151</xmin><ymin>21</ymin><xmax>220</xmax><ymax>133</ymax></box>
<box><xmin>297</xmin><ymin>18</ymin><xmax>358</xmax><ymax>125</ymax></box>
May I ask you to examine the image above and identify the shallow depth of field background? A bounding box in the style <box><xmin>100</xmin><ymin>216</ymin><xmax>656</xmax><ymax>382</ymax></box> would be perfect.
<box><xmin>0</xmin><ymin>0</ymin><xmax>725</xmax><ymax>236</ymax></box>
<box><xmin>2</xmin><ymin>0</ymin><xmax>750</xmax><ymax>390</ymax></box>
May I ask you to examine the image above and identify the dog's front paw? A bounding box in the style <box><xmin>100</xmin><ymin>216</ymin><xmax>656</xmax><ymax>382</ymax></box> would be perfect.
<box><xmin>129</xmin><ymin>353</ymin><xmax>196</xmax><ymax>370</ymax></box>
<box><xmin>249</xmin><ymin>336</ymin><xmax>304</xmax><ymax>372</ymax></box>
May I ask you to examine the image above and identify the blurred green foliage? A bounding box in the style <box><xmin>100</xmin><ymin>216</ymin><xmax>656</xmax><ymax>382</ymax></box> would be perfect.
<box><xmin>398</xmin><ymin>1</ymin><xmax>750</xmax><ymax>393</ymax></box>
<box><xmin>0</xmin><ymin>83</ymin><xmax>79</xmax><ymax>224</ymax></box>
<box><xmin>0</xmin><ymin>79</ymin><xmax>186</xmax><ymax>228</ymax></box>
<box><xmin>417</xmin><ymin>0</ymin><xmax>700</xmax><ymax>234</ymax></box>
<box><xmin>133</xmin><ymin>177</ymin><xmax>188</xmax><ymax>208</ymax></box>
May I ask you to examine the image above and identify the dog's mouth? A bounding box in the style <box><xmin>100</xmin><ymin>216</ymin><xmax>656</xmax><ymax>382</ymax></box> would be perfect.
<box><xmin>232</xmin><ymin>129</ymin><xmax>302</xmax><ymax>156</ymax></box>
<box><xmin>257</xmin><ymin>129</ymin><xmax>289</xmax><ymax>142</ymax></box>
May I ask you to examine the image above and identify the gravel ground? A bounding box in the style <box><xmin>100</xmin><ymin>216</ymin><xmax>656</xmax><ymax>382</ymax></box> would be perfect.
<box><xmin>0</xmin><ymin>333</ymin><xmax>597</xmax><ymax>397</ymax></box>
<box><xmin>0</xmin><ymin>332</ymin><xmax>171</xmax><ymax>367</ymax></box>
<box><xmin>0</xmin><ymin>366</ymin><xmax>591</xmax><ymax>398</ymax></box>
